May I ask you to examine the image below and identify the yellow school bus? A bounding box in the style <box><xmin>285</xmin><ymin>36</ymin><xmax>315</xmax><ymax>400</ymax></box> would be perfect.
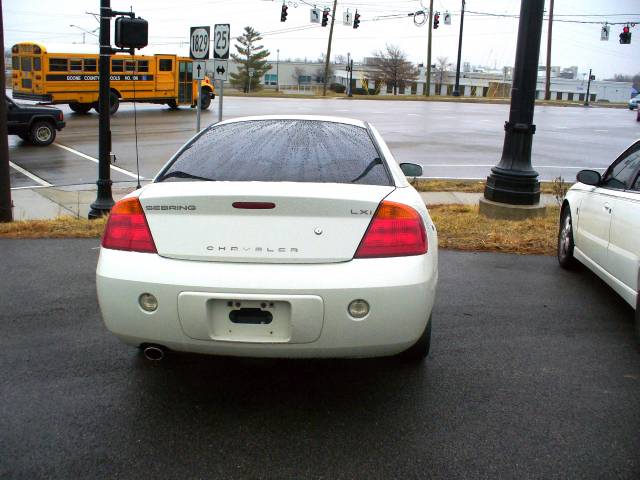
<box><xmin>10</xmin><ymin>42</ymin><xmax>215</xmax><ymax>114</ymax></box>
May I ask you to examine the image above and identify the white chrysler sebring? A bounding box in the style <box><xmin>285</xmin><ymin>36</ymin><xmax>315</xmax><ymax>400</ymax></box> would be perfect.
<box><xmin>558</xmin><ymin>139</ymin><xmax>640</xmax><ymax>340</ymax></box>
<box><xmin>96</xmin><ymin>116</ymin><xmax>438</xmax><ymax>360</ymax></box>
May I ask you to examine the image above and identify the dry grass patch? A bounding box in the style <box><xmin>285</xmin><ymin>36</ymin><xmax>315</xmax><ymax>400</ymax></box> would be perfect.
<box><xmin>413</xmin><ymin>179</ymin><xmax>572</xmax><ymax>195</ymax></box>
<box><xmin>0</xmin><ymin>216</ymin><xmax>106</xmax><ymax>239</ymax></box>
<box><xmin>430</xmin><ymin>204</ymin><xmax>559</xmax><ymax>255</ymax></box>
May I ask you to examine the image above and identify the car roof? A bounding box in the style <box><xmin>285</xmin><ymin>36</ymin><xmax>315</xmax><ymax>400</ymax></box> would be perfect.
<box><xmin>214</xmin><ymin>115</ymin><xmax>367</xmax><ymax>128</ymax></box>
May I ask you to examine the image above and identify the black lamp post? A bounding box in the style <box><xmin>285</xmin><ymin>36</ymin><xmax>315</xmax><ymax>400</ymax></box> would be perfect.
<box><xmin>481</xmin><ymin>0</ymin><xmax>545</xmax><ymax>215</ymax></box>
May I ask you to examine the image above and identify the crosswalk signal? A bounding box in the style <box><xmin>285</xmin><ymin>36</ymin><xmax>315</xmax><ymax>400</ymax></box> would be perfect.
<box><xmin>433</xmin><ymin>12</ymin><xmax>440</xmax><ymax>29</ymax></box>
<box><xmin>322</xmin><ymin>8</ymin><xmax>329</xmax><ymax>27</ymax></box>
<box><xmin>353</xmin><ymin>10</ymin><xmax>360</xmax><ymax>29</ymax></box>
<box><xmin>281</xmin><ymin>4</ymin><xmax>288</xmax><ymax>22</ymax></box>
<box><xmin>619</xmin><ymin>25</ymin><xmax>632</xmax><ymax>44</ymax></box>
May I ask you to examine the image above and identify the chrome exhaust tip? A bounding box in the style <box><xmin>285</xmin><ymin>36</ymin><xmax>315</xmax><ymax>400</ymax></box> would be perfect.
<box><xmin>143</xmin><ymin>345</ymin><xmax>165</xmax><ymax>361</ymax></box>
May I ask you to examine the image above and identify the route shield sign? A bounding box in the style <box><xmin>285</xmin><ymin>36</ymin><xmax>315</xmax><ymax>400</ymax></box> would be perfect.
<box><xmin>190</xmin><ymin>26</ymin><xmax>210</xmax><ymax>60</ymax></box>
<box><xmin>214</xmin><ymin>24</ymin><xmax>231</xmax><ymax>60</ymax></box>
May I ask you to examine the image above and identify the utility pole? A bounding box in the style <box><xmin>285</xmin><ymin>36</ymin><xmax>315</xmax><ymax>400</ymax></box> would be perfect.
<box><xmin>322</xmin><ymin>0</ymin><xmax>338</xmax><ymax>96</ymax></box>
<box><xmin>584</xmin><ymin>68</ymin><xmax>593</xmax><ymax>106</ymax></box>
<box><xmin>480</xmin><ymin>0</ymin><xmax>546</xmax><ymax>218</ymax></box>
<box><xmin>544</xmin><ymin>0</ymin><xmax>554</xmax><ymax>100</ymax></box>
<box><xmin>88</xmin><ymin>0</ymin><xmax>115</xmax><ymax>219</ymax></box>
<box><xmin>425</xmin><ymin>0</ymin><xmax>434</xmax><ymax>96</ymax></box>
<box><xmin>452</xmin><ymin>0</ymin><xmax>465</xmax><ymax>96</ymax></box>
<box><xmin>0</xmin><ymin>1</ymin><xmax>13</xmax><ymax>222</ymax></box>
<box><xmin>276</xmin><ymin>49</ymin><xmax>280</xmax><ymax>92</ymax></box>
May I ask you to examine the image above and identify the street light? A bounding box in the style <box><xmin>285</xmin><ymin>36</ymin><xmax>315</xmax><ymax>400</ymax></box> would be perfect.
<box><xmin>69</xmin><ymin>24</ymin><xmax>99</xmax><ymax>44</ymax></box>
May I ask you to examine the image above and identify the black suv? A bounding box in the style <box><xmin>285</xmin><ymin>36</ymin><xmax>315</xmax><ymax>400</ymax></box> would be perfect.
<box><xmin>6</xmin><ymin>96</ymin><xmax>65</xmax><ymax>146</ymax></box>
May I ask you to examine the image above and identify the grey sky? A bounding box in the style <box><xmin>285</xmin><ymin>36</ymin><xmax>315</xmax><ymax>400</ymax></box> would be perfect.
<box><xmin>5</xmin><ymin>0</ymin><xmax>640</xmax><ymax>79</ymax></box>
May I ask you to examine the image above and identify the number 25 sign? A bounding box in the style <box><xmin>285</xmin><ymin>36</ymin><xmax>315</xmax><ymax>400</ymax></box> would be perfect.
<box><xmin>214</xmin><ymin>24</ymin><xmax>230</xmax><ymax>60</ymax></box>
<box><xmin>190</xmin><ymin>26</ymin><xmax>210</xmax><ymax>60</ymax></box>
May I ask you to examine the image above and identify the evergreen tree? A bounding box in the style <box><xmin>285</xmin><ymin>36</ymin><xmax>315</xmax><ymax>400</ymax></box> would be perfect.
<box><xmin>229</xmin><ymin>27</ymin><xmax>271</xmax><ymax>93</ymax></box>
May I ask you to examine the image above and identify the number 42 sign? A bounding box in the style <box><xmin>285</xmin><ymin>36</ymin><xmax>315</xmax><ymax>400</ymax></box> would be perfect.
<box><xmin>214</xmin><ymin>24</ymin><xmax>230</xmax><ymax>60</ymax></box>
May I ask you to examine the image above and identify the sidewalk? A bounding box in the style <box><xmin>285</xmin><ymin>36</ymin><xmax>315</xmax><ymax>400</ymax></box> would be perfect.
<box><xmin>8</xmin><ymin>184</ymin><xmax>559</xmax><ymax>220</ymax></box>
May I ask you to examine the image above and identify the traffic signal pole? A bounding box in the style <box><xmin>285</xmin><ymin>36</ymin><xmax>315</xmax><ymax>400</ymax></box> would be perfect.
<box><xmin>322</xmin><ymin>0</ymin><xmax>338</xmax><ymax>96</ymax></box>
<box><xmin>584</xmin><ymin>69</ymin><xmax>592</xmax><ymax>106</ymax></box>
<box><xmin>452</xmin><ymin>0</ymin><xmax>465</xmax><ymax>97</ymax></box>
<box><xmin>0</xmin><ymin>1</ymin><xmax>13</xmax><ymax>222</ymax></box>
<box><xmin>425</xmin><ymin>0</ymin><xmax>434</xmax><ymax>96</ymax></box>
<box><xmin>544</xmin><ymin>0</ymin><xmax>554</xmax><ymax>100</ymax></box>
<box><xmin>89</xmin><ymin>0</ymin><xmax>115</xmax><ymax>219</ymax></box>
<box><xmin>480</xmin><ymin>0</ymin><xmax>546</xmax><ymax>218</ymax></box>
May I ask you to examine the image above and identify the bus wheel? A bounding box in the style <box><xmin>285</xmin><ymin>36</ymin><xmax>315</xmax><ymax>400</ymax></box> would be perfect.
<box><xmin>199</xmin><ymin>89</ymin><xmax>212</xmax><ymax>110</ymax></box>
<box><xmin>167</xmin><ymin>100</ymin><xmax>179</xmax><ymax>110</ymax></box>
<box><xmin>94</xmin><ymin>92</ymin><xmax>120</xmax><ymax>115</ymax></box>
<box><xmin>29</xmin><ymin>121</ymin><xmax>56</xmax><ymax>146</ymax></box>
<box><xmin>69</xmin><ymin>102</ymin><xmax>92</xmax><ymax>114</ymax></box>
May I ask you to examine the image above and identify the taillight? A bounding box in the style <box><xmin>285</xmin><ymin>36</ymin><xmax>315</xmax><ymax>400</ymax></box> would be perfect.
<box><xmin>102</xmin><ymin>197</ymin><xmax>157</xmax><ymax>253</ymax></box>
<box><xmin>58</xmin><ymin>111</ymin><xmax>63</xmax><ymax>121</ymax></box>
<box><xmin>354</xmin><ymin>201</ymin><xmax>427</xmax><ymax>258</ymax></box>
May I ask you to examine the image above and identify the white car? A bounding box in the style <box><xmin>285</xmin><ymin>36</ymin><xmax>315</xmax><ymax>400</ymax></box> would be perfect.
<box><xmin>558</xmin><ymin>139</ymin><xmax>640</xmax><ymax>340</ymax></box>
<box><xmin>629</xmin><ymin>95</ymin><xmax>639</xmax><ymax>110</ymax></box>
<box><xmin>97</xmin><ymin>116</ymin><xmax>438</xmax><ymax>361</ymax></box>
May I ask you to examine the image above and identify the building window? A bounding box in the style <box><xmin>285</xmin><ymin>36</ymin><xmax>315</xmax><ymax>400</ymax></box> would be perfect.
<box><xmin>298</xmin><ymin>75</ymin><xmax>312</xmax><ymax>84</ymax></box>
<box><xmin>579</xmin><ymin>93</ymin><xmax>585</xmax><ymax>101</ymax></box>
<box><xmin>411</xmin><ymin>82</ymin><xmax>417</xmax><ymax>94</ymax></box>
<box><xmin>590</xmin><ymin>94</ymin><xmax>596</xmax><ymax>102</ymax></box>
<box><xmin>159</xmin><ymin>59</ymin><xmax>173</xmax><ymax>71</ymax></box>
<box><xmin>386</xmin><ymin>83</ymin><xmax>393</xmax><ymax>93</ymax></box>
<box><xmin>84</xmin><ymin>59</ymin><xmax>97</xmax><ymax>72</ymax></box>
<box><xmin>567</xmin><ymin>92</ymin><xmax>574</xmax><ymax>101</ymax></box>
<box><xmin>264</xmin><ymin>73</ymin><xmax>278</xmax><ymax>85</ymax></box>
<box><xmin>49</xmin><ymin>58</ymin><xmax>68</xmax><ymax>72</ymax></box>
<box><xmin>69</xmin><ymin>59</ymin><xmax>83</xmax><ymax>71</ymax></box>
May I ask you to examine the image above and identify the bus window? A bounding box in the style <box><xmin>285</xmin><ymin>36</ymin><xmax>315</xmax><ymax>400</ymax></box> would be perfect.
<box><xmin>70</xmin><ymin>59</ymin><xmax>82</xmax><ymax>71</ymax></box>
<box><xmin>21</xmin><ymin>57</ymin><xmax>32</xmax><ymax>72</ymax></box>
<box><xmin>159</xmin><ymin>59</ymin><xmax>172</xmax><ymax>71</ymax></box>
<box><xmin>12</xmin><ymin>56</ymin><xmax>19</xmax><ymax>70</ymax></box>
<box><xmin>33</xmin><ymin>57</ymin><xmax>41</xmax><ymax>71</ymax></box>
<box><xmin>50</xmin><ymin>58</ymin><xmax>68</xmax><ymax>71</ymax></box>
<box><xmin>138</xmin><ymin>60</ymin><xmax>149</xmax><ymax>72</ymax></box>
<box><xmin>112</xmin><ymin>59</ymin><xmax>124</xmax><ymax>72</ymax></box>
<box><xmin>84</xmin><ymin>59</ymin><xmax>97</xmax><ymax>72</ymax></box>
<box><xmin>125</xmin><ymin>60</ymin><xmax>136</xmax><ymax>72</ymax></box>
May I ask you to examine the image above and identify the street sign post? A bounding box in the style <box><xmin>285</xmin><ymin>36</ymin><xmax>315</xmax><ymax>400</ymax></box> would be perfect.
<box><xmin>214</xmin><ymin>24</ymin><xmax>230</xmax><ymax>123</ymax></box>
<box><xmin>190</xmin><ymin>26</ymin><xmax>210</xmax><ymax>133</ymax></box>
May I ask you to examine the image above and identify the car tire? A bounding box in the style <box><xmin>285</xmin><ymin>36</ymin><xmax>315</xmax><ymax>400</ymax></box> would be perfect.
<box><xmin>558</xmin><ymin>206</ymin><xmax>578</xmax><ymax>269</ymax></box>
<box><xmin>167</xmin><ymin>99</ymin><xmax>179</xmax><ymax>110</ymax></box>
<box><xmin>69</xmin><ymin>102</ymin><xmax>92</xmax><ymax>114</ymax></box>
<box><xmin>199</xmin><ymin>88</ymin><xmax>212</xmax><ymax>110</ymax></box>
<box><xmin>399</xmin><ymin>316</ymin><xmax>432</xmax><ymax>361</ymax></box>
<box><xmin>29</xmin><ymin>121</ymin><xmax>56</xmax><ymax>146</ymax></box>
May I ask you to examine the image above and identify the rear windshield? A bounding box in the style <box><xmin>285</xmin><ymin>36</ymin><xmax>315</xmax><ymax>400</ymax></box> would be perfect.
<box><xmin>158</xmin><ymin>119</ymin><xmax>392</xmax><ymax>186</ymax></box>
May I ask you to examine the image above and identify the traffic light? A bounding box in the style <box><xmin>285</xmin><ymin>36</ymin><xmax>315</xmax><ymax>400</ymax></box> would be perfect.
<box><xmin>433</xmin><ymin>12</ymin><xmax>440</xmax><ymax>29</ymax></box>
<box><xmin>322</xmin><ymin>8</ymin><xmax>329</xmax><ymax>27</ymax></box>
<box><xmin>353</xmin><ymin>10</ymin><xmax>360</xmax><ymax>29</ymax></box>
<box><xmin>280</xmin><ymin>4</ymin><xmax>288</xmax><ymax>22</ymax></box>
<box><xmin>619</xmin><ymin>25</ymin><xmax>632</xmax><ymax>44</ymax></box>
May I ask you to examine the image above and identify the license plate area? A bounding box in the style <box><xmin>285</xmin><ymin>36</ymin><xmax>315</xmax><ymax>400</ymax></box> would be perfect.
<box><xmin>178</xmin><ymin>292</ymin><xmax>324</xmax><ymax>344</ymax></box>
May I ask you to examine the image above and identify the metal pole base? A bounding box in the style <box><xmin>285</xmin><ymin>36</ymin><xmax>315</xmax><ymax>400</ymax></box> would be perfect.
<box><xmin>484</xmin><ymin>167</ymin><xmax>541</xmax><ymax>206</ymax></box>
<box><xmin>88</xmin><ymin>179</ymin><xmax>115</xmax><ymax>219</ymax></box>
<box><xmin>452</xmin><ymin>90</ymin><xmax>460</xmax><ymax>97</ymax></box>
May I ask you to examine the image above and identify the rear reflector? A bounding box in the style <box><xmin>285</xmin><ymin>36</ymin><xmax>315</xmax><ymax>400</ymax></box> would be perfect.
<box><xmin>102</xmin><ymin>197</ymin><xmax>157</xmax><ymax>253</ymax></box>
<box><xmin>232</xmin><ymin>202</ymin><xmax>276</xmax><ymax>209</ymax></box>
<box><xmin>354</xmin><ymin>201</ymin><xmax>427</xmax><ymax>258</ymax></box>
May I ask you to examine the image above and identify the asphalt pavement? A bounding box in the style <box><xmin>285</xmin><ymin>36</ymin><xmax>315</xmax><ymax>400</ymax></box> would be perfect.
<box><xmin>1</xmin><ymin>240</ymin><xmax>638</xmax><ymax>479</ymax></box>
<box><xmin>8</xmin><ymin>97</ymin><xmax>640</xmax><ymax>189</ymax></box>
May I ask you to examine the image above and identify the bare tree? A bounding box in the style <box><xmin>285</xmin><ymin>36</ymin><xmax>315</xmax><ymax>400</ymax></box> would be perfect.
<box><xmin>435</xmin><ymin>56</ymin><xmax>452</xmax><ymax>92</ymax></box>
<box><xmin>365</xmin><ymin>44</ymin><xmax>418</xmax><ymax>95</ymax></box>
<box><xmin>333</xmin><ymin>54</ymin><xmax>348</xmax><ymax>64</ymax></box>
<box><xmin>292</xmin><ymin>66</ymin><xmax>306</xmax><ymax>86</ymax></box>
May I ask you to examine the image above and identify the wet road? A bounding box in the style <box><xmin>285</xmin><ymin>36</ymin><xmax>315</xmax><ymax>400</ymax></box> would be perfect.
<box><xmin>8</xmin><ymin>96</ymin><xmax>640</xmax><ymax>189</ymax></box>
<box><xmin>1</xmin><ymin>240</ymin><xmax>639</xmax><ymax>479</ymax></box>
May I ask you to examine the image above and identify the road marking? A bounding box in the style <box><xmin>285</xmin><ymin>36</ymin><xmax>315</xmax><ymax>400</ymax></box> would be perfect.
<box><xmin>53</xmin><ymin>143</ymin><xmax>145</xmax><ymax>180</ymax></box>
<box><xmin>594</xmin><ymin>129</ymin><xmax>609</xmax><ymax>133</ymax></box>
<box><xmin>9</xmin><ymin>161</ymin><xmax>53</xmax><ymax>187</ymax></box>
<box><xmin>555</xmin><ymin>126</ymin><xmax>569</xmax><ymax>129</ymax></box>
<box><xmin>335</xmin><ymin>109</ymin><xmax>350</xmax><ymax>112</ymax></box>
<box><xmin>407</xmin><ymin>113</ymin><xmax>421</xmax><ymax>117</ymax></box>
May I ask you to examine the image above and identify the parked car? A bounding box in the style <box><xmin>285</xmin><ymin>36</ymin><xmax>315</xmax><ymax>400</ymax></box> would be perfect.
<box><xmin>96</xmin><ymin>116</ymin><xmax>438</xmax><ymax>361</ymax></box>
<box><xmin>558</xmin><ymin>140</ymin><xmax>640</xmax><ymax>340</ymax></box>
<box><xmin>629</xmin><ymin>94</ymin><xmax>639</xmax><ymax>110</ymax></box>
<box><xmin>6</xmin><ymin>96</ymin><xmax>65</xmax><ymax>146</ymax></box>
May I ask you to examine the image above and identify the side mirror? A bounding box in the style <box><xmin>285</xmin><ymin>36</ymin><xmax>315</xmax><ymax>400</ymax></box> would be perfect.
<box><xmin>576</xmin><ymin>169</ymin><xmax>601</xmax><ymax>186</ymax></box>
<box><xmin>400</xmin><ymin>163</ymin><xmax>423</xmax><ymax>178</ymax></box>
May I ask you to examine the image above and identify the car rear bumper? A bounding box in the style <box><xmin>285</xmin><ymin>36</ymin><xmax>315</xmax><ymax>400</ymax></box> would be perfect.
<box><xmin>96</xmin><ymin>248</ymin><xmax>438</xmax><ymax>358</ymax></box>
<box><xmin>56</xmin><ymin>121</ymin><xmax>66</xmax><ymax>130</ymax></box>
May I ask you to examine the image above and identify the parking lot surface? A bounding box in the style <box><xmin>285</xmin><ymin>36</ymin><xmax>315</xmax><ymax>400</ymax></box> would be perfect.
<box><xmin>9</xmin><ymin>97</ymin><xmax>640</xmax><ymax>189</ymax></box>
<box><xmin>1</xmin><ymin>240</ymin><xmax>638</xmax><ymax>479</ymax></box>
